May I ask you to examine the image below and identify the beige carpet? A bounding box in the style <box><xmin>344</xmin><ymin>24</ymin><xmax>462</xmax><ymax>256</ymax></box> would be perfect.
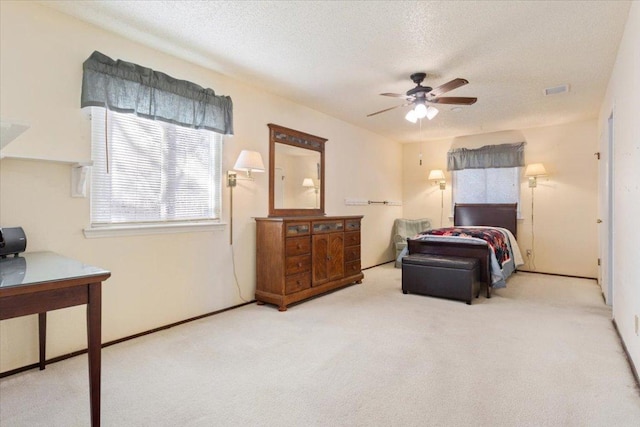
<box><xmin>1</xmin><ymin>264</ymin><xmax>639</xmax><ymax>426</ymax></box>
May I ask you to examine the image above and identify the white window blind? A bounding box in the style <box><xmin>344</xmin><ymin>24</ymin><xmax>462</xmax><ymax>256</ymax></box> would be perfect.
<box><xmin>90</xmin><ymin>107</ymin><xmax>222</xmax><ymax>226</ymax></box>
<box><xmin>453</xmin><ymin>167</ymin><xmax>521</xmax><ymax>213</ymax></box>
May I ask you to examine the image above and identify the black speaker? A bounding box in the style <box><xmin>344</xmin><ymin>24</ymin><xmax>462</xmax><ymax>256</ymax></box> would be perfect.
<box><xmin>0</xmin><ymin>227</ymin><xmax>27</xmax><ymax>258</ymax></box>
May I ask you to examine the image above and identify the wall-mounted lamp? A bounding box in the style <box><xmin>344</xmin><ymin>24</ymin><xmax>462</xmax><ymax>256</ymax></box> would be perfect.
<box><xmin>428</xmin><ymin>169</ymin><xmax>446</xmax><ymax>227</ymax></box>
<box><xmin>405</xmin><ymin>102</ymin><xmax>439</xmax><ymax>123</ymax></box>
<box><xmin>524</xmin><ymin>163</ymin><xmax>547</xmax><ymax>188</ymax></box>
<box><xmin>228</xmin><ymin>150</ymin><xmax>265</xmax><ymax>245</ymax></box>
<box><xmin>227</xmin><ymin>150</ymin><xmax>265</xmax><ymax>187</ymax></box>
<box><xmin>428</xmin><ymin>169</ymin><xmax>446</xmax><ymax>190</ymax></box>
<box><xmin>524</xmin><ymin>163</ymin><xmax>548</xmax><ymax>270</ymax></box>
<box><xmin>302</xmin><ymin>177</ymin><xmax>317</xmax><ymax>190</ymax></box>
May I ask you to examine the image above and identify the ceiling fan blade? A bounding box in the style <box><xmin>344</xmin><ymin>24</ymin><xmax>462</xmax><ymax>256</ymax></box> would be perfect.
<box><xmin>366</xmin><ymin>103</ymin><xmax>411</xmax><ymax>117</ymax></box>
<box><xmin>429</xmin><ymin>96</ymin><xmax>477</xmax><ymax>105</ymax></box>
<box><xmin>380</xmin><ymin>92</ymin><xmax>413</xmax><ymax>100</ymax></box>
<box><xmin>428</xmin><ymin>78</ymin><xmax>469</xmax><ymax>97</ymax></box>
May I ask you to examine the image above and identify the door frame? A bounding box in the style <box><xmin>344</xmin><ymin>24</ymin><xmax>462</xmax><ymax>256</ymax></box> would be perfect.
<box><xmin>598</xmin><ymin>109</ymin><xmax>614</xmax><ymax>306</ymax></box>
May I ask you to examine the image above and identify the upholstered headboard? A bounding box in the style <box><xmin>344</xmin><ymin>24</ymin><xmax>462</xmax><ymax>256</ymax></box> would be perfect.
<box><xmin>453</xmin><ymin>203</ymin><xmax>518</xmax><ymax>237</ymax></box>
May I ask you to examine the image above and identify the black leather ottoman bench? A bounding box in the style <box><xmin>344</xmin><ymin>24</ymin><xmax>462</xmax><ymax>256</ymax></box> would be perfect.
<box><xmin>402</xmin><ymin>255</ymin><xmax>480</xmax><ymax>305</ymax></box>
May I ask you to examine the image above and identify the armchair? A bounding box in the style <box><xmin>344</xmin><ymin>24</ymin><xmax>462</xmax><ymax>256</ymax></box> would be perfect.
<box><xmin>393</xmin><ymin>218</ymin><xmax>432</xmax><ymax>267</ymax></box>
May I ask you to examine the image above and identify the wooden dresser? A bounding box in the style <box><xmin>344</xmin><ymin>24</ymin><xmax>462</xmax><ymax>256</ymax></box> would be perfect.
<box><xmin>255</xmin><ymin>215</ymin><xmax>364</xmax><ymax>311</ymax></box>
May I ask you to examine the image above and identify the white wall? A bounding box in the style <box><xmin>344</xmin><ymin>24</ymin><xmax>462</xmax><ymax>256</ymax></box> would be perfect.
<box><xmin>0</xmin><ymin>2</ymin><xmax>402</xmax><ymax>372</ymax></box>
<box><xmin>598</xmin><ymin>2</ymin><xmax>640</xmax><ymax>373</ymax></box>
<box><xmin>403</xmin><ymin>120</ymin><xmax>599</xmax><ymax>279</ymax></box>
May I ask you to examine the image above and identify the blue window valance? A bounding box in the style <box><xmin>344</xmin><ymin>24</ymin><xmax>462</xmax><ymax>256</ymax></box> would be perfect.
<box><xmin>447</xmin><ymin>142</ymin><xmax>525</xmax><ymax>171</ymax></box>
<box><xmin>81</xmin><ymin>51</ymin><xmax>233</xmax><ymax>135</ymax></box>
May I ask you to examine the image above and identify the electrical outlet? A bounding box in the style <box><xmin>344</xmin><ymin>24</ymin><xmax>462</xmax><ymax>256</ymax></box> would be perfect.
<box><xmin>526</xmin><ymin>249</ymin><xmax>532</xmax><ymax>257</ymax></box>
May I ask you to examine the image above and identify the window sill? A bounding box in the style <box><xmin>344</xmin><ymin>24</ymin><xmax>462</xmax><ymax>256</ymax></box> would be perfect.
<box><xmin>83</xmin><ymin>221</ymin><xmax>226</xmax><ymax>238</ymax></box>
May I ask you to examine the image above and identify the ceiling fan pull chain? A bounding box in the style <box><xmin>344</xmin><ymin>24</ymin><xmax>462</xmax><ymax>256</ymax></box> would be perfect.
<box><xmin>419</xmin><ymin>118</ymin><xmax>423</xmax><ymax>165</ymax></box>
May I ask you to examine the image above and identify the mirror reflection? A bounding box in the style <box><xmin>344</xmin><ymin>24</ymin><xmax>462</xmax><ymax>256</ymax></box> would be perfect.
<box><xmin>274</xmin><ymin>144</ymin><xmax>321</xmax><ymax>209</ymax></box>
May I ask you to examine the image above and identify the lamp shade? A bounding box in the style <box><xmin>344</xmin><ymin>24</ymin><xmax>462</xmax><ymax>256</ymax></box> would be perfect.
<box><xmin>425</xmin><ymin>105</ymin><xmax>439</xmax><ymax>120</ymax></box>
<box><xmin>302</xmin><ymin>178</ymin><xmax>315</xmax><ymax>188</ymax></box>
<box><xmin>428</xmin><ymin>169</ymin><xmax>446</xmax><ymax>181</ymax></box>
<box><xmin>405</xmin><ymin>109</ymin><xmax>418</xmax><ymax>123</ymax></box>
<box><xmin>414</xmin><ymin>103</ymin><xmax>428</xmax><ymax>119</ymax></box>
<box><xmin>233</xmin><ymin>150</ymin><xmax>265</xmax><ymax>173</ymax></box>
<box><xmin>525</xmin><ymin>163</ymin><xmax>547</xmax><ymax>177</ymax></box>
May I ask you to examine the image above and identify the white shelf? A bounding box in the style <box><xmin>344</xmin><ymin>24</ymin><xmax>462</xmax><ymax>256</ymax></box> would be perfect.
<box><xmin>345</xmin><ymin>198</ymin><xmax>368</xmax><ymax>206</ymax></box>
<box><xmin>1</xmin><ymin>118</ymin><xmax>91</xmax><ymax>166</ymax></box>
<box><xmin>0</xmin><ymin>152</ymin><xmax>93</xmax><ymax>198</ymax></box>
<box><xmin>1</xmin><ymin>119</ymin><xmax>30</xmax><ymax>150</ymax></box>
<box><xmin>344</xmin><ymin>198</ymin><xmax>402</xmax><ymax>206</ymax></box>
<box><xmin>0</xmin><ymin>153</ymin><xmax>92</xmax><ymax>167</ymax></box>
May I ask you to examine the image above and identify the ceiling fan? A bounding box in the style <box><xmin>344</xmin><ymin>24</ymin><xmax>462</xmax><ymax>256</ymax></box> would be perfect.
<box><xmin>367</xmin><ymin>72</ymin><xmax>477</xmax><ymax>122</ymax></box>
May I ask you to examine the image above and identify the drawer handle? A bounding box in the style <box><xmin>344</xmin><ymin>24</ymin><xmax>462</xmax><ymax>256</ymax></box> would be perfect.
<box><xmin>297</xmin><ymin>280</ymin><xmax>301</xmax><ymax>285</ymax></box>
<box><xmin>297</xmin><ymin>244</ymin><xmax>301</xmax><ymax>249</ymax></box>
<box><xmin>297</xmin><ymin>262</ymin><xmax>302</xmax><ymax>267</ymax></box>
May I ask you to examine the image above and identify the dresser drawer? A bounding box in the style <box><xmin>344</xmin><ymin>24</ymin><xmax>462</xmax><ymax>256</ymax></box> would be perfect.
<box><xmin>286</xmin><ymin>236</ymin><xmax>311</xmax><ymax>256</ymax></box>
<box><xmin>344</xmin><ymin>245</ymin><xmax>360</xmax><ymax>262</ymax></box>
<box><xmin>344</xmin><ymin>231</ymin><xmax>360</xmax><ymax>247</ymax></box>
<box><xmin>286</xmin><ymin>254</ymin><xmax>311</xmax><ymax>275</ymax></box>
<box><xmin>345</xmin><ymin>260</ymin><xmax>361</xmax><ymax>276</ymax></box>
<box><xmin>312</xmin><ymin>220</ymin><xmax>344</xmax><ymax>234</ymax></box>
<box><xmin>286</xmin><ymin>222</ymin><xmax>310</xmax><ymax>236</ymax></box>
<box><xmin>285</xmin><ymin>272</ymin><xmax>311</xmax><ymax>294</ymax></box>
<box><xmin>345</xmin><ymin>219</ymin><xmax>361</xmax><ymax>231</ymax></box>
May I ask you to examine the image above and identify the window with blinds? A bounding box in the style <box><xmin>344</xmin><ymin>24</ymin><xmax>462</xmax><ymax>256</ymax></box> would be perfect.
<box><xmin>453</xmin><ymin>167</ymin><xmax>521</xmax><ymax>214</ymax></box>
<box><xmin>90</xmin><ymin>107</ymin><xmax>222</xmax><ymax>226</ymax></box>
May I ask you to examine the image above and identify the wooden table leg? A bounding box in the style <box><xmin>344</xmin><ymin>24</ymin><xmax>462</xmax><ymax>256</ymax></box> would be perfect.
<box><xmin>38</xmin><ymin>312</ymin><xmax>46</xmax><ymax>370</ymax></box>
<box><xmin>87</xmin><ymin>282</ymin><xmax>102</xmax><ymax>427</ymax></box>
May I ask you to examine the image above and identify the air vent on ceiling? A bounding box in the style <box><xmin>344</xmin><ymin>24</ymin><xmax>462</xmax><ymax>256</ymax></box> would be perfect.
<box><xmin>543</xmin><ymin>84</ymin><xmax>570</xmax><ymax>96</ymax></box>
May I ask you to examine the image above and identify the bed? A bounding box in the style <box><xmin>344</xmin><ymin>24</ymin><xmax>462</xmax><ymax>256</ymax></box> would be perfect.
<box><xmin>404</xmin><ymin>203</ymin><xmax>524</xmax><ymax>297</ymax></box>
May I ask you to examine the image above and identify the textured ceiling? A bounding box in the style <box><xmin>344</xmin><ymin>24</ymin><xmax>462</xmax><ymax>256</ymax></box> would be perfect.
<box><xmin>41</xmin><ymin>1</ymin><xmax>631</xmax><ymax>143</ymax></box>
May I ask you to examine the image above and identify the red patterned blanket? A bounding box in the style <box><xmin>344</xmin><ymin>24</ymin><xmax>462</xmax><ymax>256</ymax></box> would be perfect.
<box><xmin>418</xmin><ymin>227</ymin><xmax>511</xmax><ymax>268</ymax></box>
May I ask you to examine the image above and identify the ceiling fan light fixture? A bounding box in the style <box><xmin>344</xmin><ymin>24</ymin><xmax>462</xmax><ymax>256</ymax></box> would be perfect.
<box><xmin>426</xmin><ymin>105</ymin><xmax>439</xmax><ymax>120</ymax></box>
<box><xmin>414</xmin><ymin>103</ymin><xmax>428</xmax><ymax>119</ymax></box>
<box><xmin>405</xmin><ymin>109</ymin><xmax>418</xmax><ymax>123</ymax></box>
<box><xmin>368</xmin><ymin>74</ymin><xmax>476</xmax><ymax>120</ymax></box>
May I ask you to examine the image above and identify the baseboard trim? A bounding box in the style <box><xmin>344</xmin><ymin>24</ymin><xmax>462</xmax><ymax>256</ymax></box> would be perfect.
<box><xmin>363</xmin><ymin>260</ymin><xmax>395</xmax><ymax>270</ymax></box>
<box><xmin>516</xmin><ymin>269</ymin><xmax>597</xmax><ymax>281</ymax></box>
<box><xmin>612</xmin><ymin>319</ymin><xmax>640</xmax><ymax>392</ymax></box>
<box><xmin>0</xmin><ymin>300</ymin><xmax>255</xmax><ymax>379</ymax></box>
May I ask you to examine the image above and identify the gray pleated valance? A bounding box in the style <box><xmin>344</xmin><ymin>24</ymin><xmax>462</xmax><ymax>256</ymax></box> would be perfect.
<box><xmin>447</xmin><ymin>142</ymin><xmax>525</xmax><ymax>171</ymax></box>
<box><xmin>81</xmin><ymin>51</ymin><xmax>233</xmax><ymax>135</ymax></box>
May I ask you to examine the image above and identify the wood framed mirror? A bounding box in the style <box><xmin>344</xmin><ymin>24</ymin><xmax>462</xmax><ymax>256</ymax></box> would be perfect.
<box><xmin>268</xmin><ymin>123</ymin><xmax>326</xmax><ymax>217</ymax></box>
